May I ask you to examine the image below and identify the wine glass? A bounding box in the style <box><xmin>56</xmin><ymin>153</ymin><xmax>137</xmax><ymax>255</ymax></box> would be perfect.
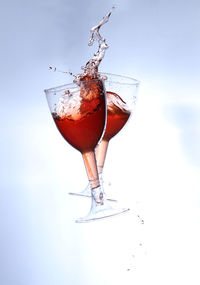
<box><xmin>45</xmin><ymin>77</ymin><xmax>129</xmax><ymax>222</ymax></box>
<box><xmin>69</xmin><ymin>73</ymin><xmax>140</xmax><ymax>200</ymax></box>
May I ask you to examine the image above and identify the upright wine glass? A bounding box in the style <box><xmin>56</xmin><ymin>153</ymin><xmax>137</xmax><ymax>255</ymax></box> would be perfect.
<box><xmin>69</xmin><ymin>73</ymin><xmax>139</xmax><ymax>200</ymax></box>
<box><xmin>45</xmin><ymin>78</ymin><xmax>129</xmax><ymax>222</ymax></box>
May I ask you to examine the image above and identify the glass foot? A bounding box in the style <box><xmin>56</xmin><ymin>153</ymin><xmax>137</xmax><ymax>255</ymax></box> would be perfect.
<box><xmin>69</xmin><ymin>183</ymin><xmax>117</xmax><ymax>202</ymax></box>
<box><xmin>68</xmin><ymin>183</ymin><xmax>91</xmax><ymax>198</ymax></box>
<box><xmin>69</xmin><ymin>191</ymin><xmax>117</xmax><ymax>202</ymax></box>
<box><xmin>76</xmin><ymin>200</ymin><xmax>129</xmax><ymax>223</ymax></box>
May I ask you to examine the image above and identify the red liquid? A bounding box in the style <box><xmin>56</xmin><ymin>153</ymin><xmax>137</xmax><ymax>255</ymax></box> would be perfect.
<box><xmin>53</xmin><ymin>80</ymin><xmax>106</xmax><ymax>153</ymax></box>
<box><xmin>103</xmin><ymin>91</ymin><xmax>131</xmax><ymax>141</ymax></box>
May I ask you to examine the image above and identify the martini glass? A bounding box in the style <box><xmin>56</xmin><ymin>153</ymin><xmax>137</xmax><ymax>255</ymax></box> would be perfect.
<box><xmin>45</xmin><ymin>77</ymin><xmax>129</xmax><ymax>222</ymax></box>
<box><xmin>69</xmin><ymin>73</ymin><xmax>139</xmax><ymax>200</ymax></box>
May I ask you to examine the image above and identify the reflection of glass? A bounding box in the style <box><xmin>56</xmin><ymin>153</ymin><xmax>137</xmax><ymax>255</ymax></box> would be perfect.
<box><xmin>45</xmin><ymin>78</ymin><xmax>129</xmax><ymax>222</ymax></box>
<box><xmin>69</xmin><ymin>73</ymin><xmax>139</xmax><ymax>200</ymax></box>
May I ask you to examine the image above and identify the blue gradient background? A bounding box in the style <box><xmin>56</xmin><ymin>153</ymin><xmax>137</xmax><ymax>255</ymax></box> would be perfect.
<box><xmin>1</xmin><ymin>0</ymin><xmax>200</xmax><ymax>284</ymax></box>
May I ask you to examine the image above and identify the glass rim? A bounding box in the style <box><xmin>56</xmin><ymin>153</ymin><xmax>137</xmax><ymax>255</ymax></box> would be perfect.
<box><xmin>44</xmin><ymin>77</ymin><xmax>108</xmax><ymax>94</ymax></box>
<box><xmin>99</xmin><ymin>72</ymin><xmax>140</xmax><ymax>85</ymax></box>
<box><xmin>44</xmin><ymin>72</ymin><xmax>140</xmax><ymax>94</ymax></box>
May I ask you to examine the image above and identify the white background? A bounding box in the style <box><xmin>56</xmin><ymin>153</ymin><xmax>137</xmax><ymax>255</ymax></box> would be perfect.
<box><xmin>0</xmin><ymin>0</ymin><xmax>200</xmax><ymax>284</ymax></box>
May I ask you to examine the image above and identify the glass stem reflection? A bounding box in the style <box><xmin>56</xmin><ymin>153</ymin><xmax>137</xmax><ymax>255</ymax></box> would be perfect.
<box><xmin>82</xmin><ymin>151</ymin><xmax>100</xmax><ymax>187</ymax></box>
<box><xmin>96</xmin><ymin>140</ymin><xmax>109</xmax><ymax>176</ymax></box>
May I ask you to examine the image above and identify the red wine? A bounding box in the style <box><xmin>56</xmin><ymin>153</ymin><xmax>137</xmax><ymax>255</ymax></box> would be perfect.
<box><xmin>53</xmin><ymin>79</ymin><xmax>106</xmax><ymax>153</ymax></box>
<box><xmin>103</xmin><ymin>91</ymin><xmax>131</xmax><ymax>141</ymax></box>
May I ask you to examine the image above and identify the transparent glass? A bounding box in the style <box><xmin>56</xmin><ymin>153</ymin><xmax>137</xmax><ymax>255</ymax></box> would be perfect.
<box><xmin>69</xmin><ymin>73</ymin><xmax>140</xmax><ymax>201</ymax></box>
<box><xmin>45</xmin><ymin>78</ymin><xmax>129</xmax><ymax>222</ymax></box>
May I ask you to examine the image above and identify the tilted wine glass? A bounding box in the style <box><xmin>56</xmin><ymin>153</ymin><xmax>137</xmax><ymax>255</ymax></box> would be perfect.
<box><xmin>69</xmin><ymin>73</ymin><xmax>139</xmax><ymax>200</ymax></box>
<box><xmin>45</xmin><ymin>77</ymin><xmax>129</xmax><ymax>222</ymax></box>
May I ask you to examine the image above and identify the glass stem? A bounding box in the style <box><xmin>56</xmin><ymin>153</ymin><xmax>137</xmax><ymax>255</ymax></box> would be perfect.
<box><xmin>82</xmin><ymin>151</ymin><xmax>104</xmax><ymax>205</ymax></box>
<box><xmin>95</xmin><ymin>139</ymin><xmax>109</xmax><ymax>175</ymax></box>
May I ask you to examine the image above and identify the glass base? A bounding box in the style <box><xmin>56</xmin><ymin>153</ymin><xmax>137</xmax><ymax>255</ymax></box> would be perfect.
<box><xmin>69</xmin><ymin>191</ymin><xmax>117</xmax><ymax>202</ymax></box>
<box><xmin>76</xmin><ymin>202</ymin><xmax>129</xmax><ymax>223</ymax></box>
<box><xmin>68</xmin><ymin>183</ymin><xmax>91</xmax><ymax>198</ymax></box>
<box><xmin>69</xmin><ymin>183</ymin><xmax>117</xmax><ymax>202</ymax></box>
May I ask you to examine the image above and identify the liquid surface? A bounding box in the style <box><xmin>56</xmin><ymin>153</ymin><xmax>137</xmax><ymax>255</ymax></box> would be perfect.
<box><xmin>103</xmin><ymin>91</ymin><xmax>131</xmax><ymax>141</ymax></box>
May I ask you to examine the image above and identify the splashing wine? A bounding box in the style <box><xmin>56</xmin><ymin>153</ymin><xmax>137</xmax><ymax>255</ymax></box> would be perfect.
<box><xmin>75</xmin><ymin>6</ymin><xmax>115</xmax><ymax>81</ymax></box>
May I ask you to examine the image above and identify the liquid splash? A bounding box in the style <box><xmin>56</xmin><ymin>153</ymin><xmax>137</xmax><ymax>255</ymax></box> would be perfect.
<box><xmin>49</xmin><ymin>7</ymin><xmax>115</xmax><ymax>82</ymax></box>
<box><xmin>107</xmin><ymin>91</ymin><xmax>131</xmax><ymax>114</ymax></box>
<box><xmin>53</xmin><ymin>7</ymin><xmax>115</xmax><ymax>117</ymax></box>
<box><xmin>80</xmin><ymin>6</ymin><xmax>115</xmax><ymax>79</ymax></box>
